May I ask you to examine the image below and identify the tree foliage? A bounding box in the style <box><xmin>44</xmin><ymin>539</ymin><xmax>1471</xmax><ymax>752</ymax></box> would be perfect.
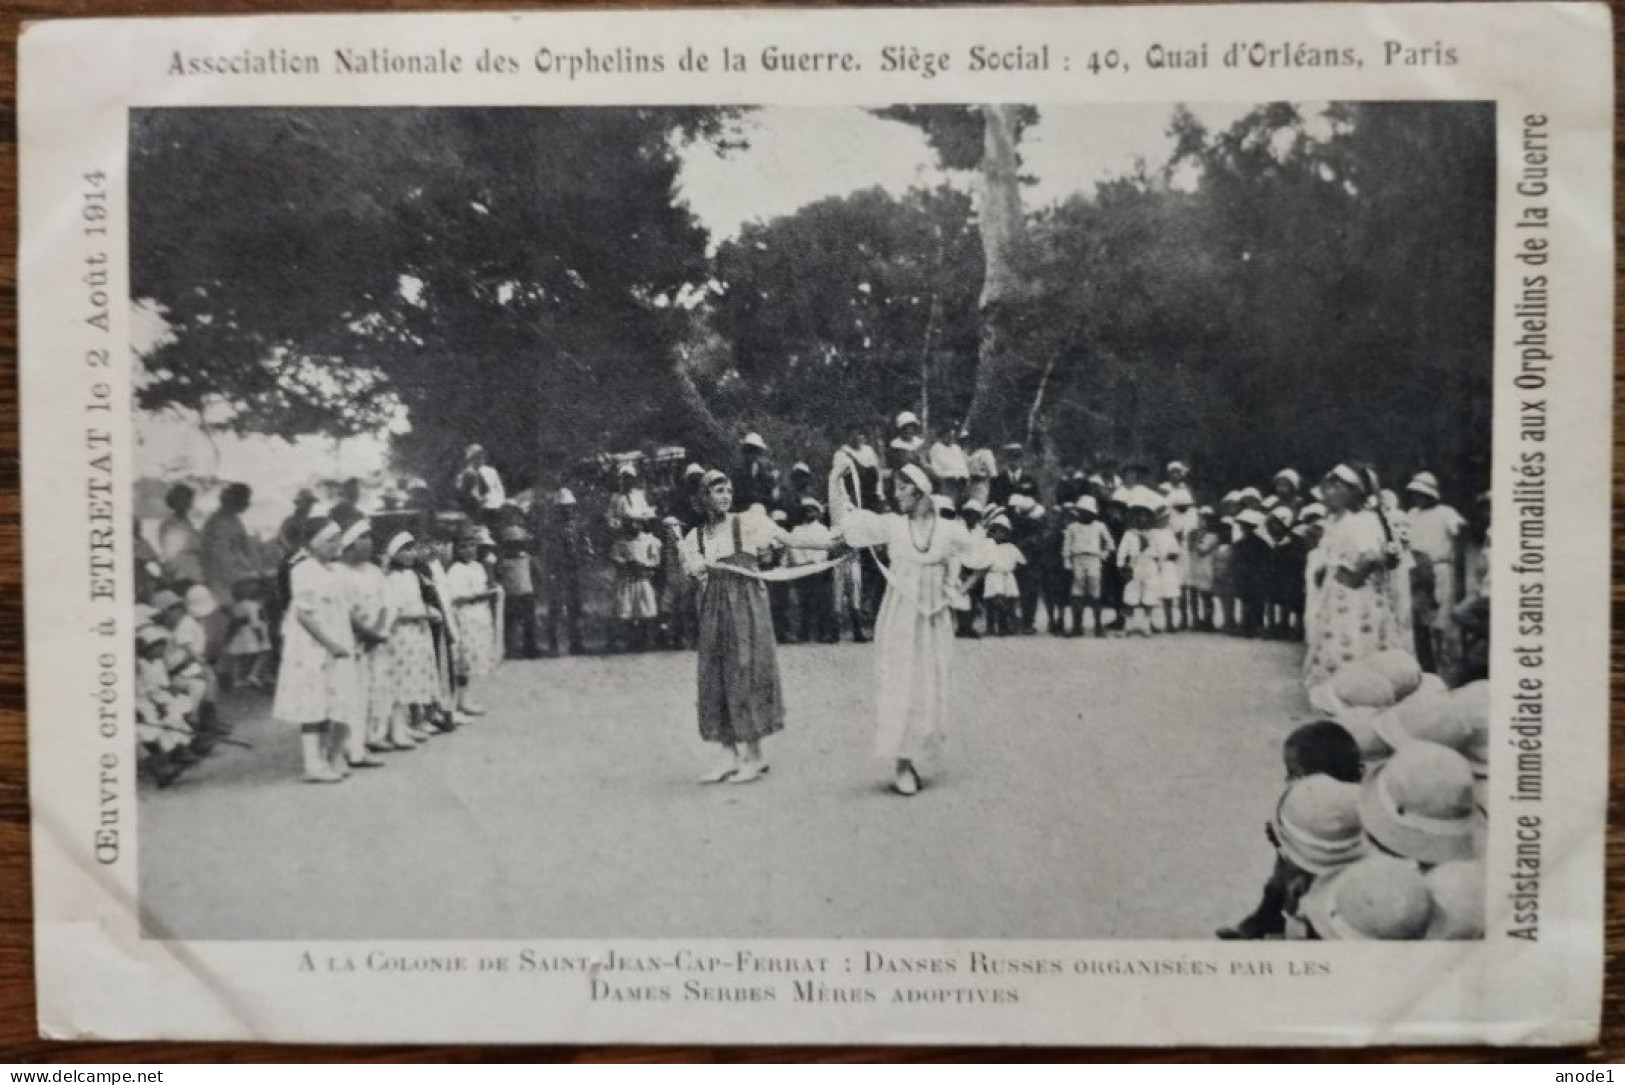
<box><xmin>131</xmin><ymin>106</ymin><xmax>742</xmax><ymax>491</ymax></box>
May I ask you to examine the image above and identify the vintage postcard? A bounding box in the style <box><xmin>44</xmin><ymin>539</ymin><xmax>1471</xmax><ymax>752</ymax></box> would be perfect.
<box><xmin>17</xmin><ymin>3</ymin><xmax>1612</xmax><ymax>1045</ymax></box>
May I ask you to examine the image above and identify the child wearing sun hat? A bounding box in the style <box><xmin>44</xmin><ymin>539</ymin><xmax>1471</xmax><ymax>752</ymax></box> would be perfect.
<box><xmin>1295</xmin><ymin>854</ymin><xmax>1434</xmax><ymax>940</ymax></box>
<box><xmin>1359</xmin><ymin>742</ymin><xmax>1484</xmax><ymax>866</ymax></box>
<box><xmin>1217</xmin><ymin>721</ymin><xmax>1365</xmax><ymax>940</ymax></box>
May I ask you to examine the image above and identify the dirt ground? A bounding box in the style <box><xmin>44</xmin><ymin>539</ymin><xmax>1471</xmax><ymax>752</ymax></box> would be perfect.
<box><xmin>139</xmin><ymin>632</ymin><xmax>1316</xmax><ymax>940</ymax></box>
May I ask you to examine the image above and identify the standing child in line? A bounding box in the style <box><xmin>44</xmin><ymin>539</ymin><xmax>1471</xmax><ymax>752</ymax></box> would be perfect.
<box><xmin>763</xmin><ymin>509</ymin><xmax>795</xmax><ymax>643</ymax></box>
<box><xmin>449</xmin><ymin>530</ymin><xmax>500</xmax><ymax>712</ymax></box>
<box><xmin>1185</xmin><ymin>507</ymin><xmax>1221</xmax><ymax>632</ymax></box>
<box><xmin>383</xmin><ymin>534</ymin><xmax>438</xmax><ymax>746</ymax></box>
<box><xmin>954</xmin><ymin>501</ymin><xmax>989</xmax><ymax>638</ymax></box>
<box><xmin>1062</xmin><ymin>496</ymin><xmax>1114</xmax><ymax>637</ymax></box>
<box><xmin>1115</xmin><ymin>494</ymin><xmax>1161</xmax><ymax>637</ymax></box>
<box><xmin>271</xmin><ymin>520</ymin><xmax>360</xmax><ymax>783</ymax></box>
<box><xmin>610</xmin><ymin>515</ymin><xmax>662</xmax><ymax>652</ymax></box>
<box><xmin>787</xmin><ymin>498</ymin><xmax>839</xmax><ymax>645</ymax></box>
<box><xmin>1266</xmin><ymin>507</ymin><xmax>1305</xmax><ymax>640</ymax></box>
<box><xmin>496</xmin><ymin>525</ymin><xmax>540</xmax><ymax>660</ymax></box>
<box><xmin>1231</xmin><ymin>508</ymin><xmax>1272</xmax><ymax>638</ymax></box>
<box><xmin>337</xmin><ymin>520</ymin><xmax>387</xmax><ymax>769</ymax></box>
<box><xmin>1153</xmin><ymin>506</ymin><xmax>1184</xmax><ymax>633</ymax></box>
<box><xmin>1040</xmin><ymin>504</ymin><xmax>1073</xmax><ymax>636</ymax></box>
<box><xmin>981</xmin><ymin>515</ymin><xmax>1024</xmax><ymax>636</ymax></box>
<box><xmin>656</xmin><ymin>515</ymin><xmax>695</xmax><ymax>650</ymax></box>
<box><xmin>224</xmin><ymin>579</ymin><xmax>273</xmax><ymax>689</ymax></box>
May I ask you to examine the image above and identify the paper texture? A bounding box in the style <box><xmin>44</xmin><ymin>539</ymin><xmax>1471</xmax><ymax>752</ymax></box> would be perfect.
<box><xmin>18</xmin><ymin>3</ymin><xmax>1612</xmax><ymax>1046</ymax></box>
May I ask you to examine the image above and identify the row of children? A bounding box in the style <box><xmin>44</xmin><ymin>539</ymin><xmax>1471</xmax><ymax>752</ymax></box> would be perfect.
<box><xmin>136</xmin><ymin>513</ymin><xmax>508</xmax><ymax>788</ymax></box>
<box><xmin>1218</xmin><ymin>649</ymin><xmax>1488</xmax><ymax>940</ymax></box>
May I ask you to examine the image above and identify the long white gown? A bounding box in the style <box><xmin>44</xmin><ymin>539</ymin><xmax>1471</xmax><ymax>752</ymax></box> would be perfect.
<box><xmin>838</xmin><ymin>510</ymin><xmax>970</xmax><ymax>763</ymax></box>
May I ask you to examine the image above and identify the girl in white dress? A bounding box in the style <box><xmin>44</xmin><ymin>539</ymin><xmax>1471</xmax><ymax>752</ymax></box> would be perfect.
<box><xmin>449</xmin><ymin>532</ymin><xmax>500</xmax><ymax>714</ymax></box>
<box><xmin>337</xmin><ymin>520</ymin><xmax>390</xmax><ymax>767</ymax></box>
<box><xmin>271</xmin><ymin>520</ymin><xmax>360</xmax><ymax>784</ymax></box>
<box><xmin>833</xmin><ymin>463</ymin><xmax>975</xmax><ymax>796</ymax></box>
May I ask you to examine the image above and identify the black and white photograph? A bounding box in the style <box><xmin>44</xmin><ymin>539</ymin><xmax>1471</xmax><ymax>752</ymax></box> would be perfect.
<box><xmin>127</xmin><ymin>99</ymin><xmax>1496</xmax><ymax>944</ymax></box>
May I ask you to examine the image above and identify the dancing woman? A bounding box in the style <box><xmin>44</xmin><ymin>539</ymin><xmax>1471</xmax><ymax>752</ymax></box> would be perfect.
<box><xmin>833</xmin><ymin>463</ymin><xmax>977</xmax><ymax>796</ymax></box>
<box><xmin>678</xmin><ymin>470</ymin><xmax>813</xmax><ymax>784</ymax></box>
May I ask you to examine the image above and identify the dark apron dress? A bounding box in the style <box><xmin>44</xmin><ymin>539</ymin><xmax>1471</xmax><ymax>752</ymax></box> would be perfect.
<box><xmin>695</xmin><ymin>514</ymin><xmax>785</xmax><ymax>745</ymax></box>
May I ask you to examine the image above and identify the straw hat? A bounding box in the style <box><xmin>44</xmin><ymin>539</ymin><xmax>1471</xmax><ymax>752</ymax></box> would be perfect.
<box><xmin>741</xmin><ymin>432</ymin><xmax>767</xmax><ymax>451</ymax></box>
<box><xmin>1423</xmin><ymin>860</ymin><xmax>1486</xmax><ymax>939</ymax></box>
<box><xmin>1365</xmin><ymin>649</ymin><xmax>1423</xmax><ymax>700</ymax></box>
<box><xmin>1406</xmin><ymin>472</ymin><xmax>1441</xmax><ymax>500</ymax></box>
<box><xmin>1335</xmin><ymin>704</ymin><xmax>1394</xmax><ymax>764</ymax></box>
<box><xmin>1359</xmin><ymin>744</ymin><xmax>1482</xmax><ymax>865</ymax></box>
<box><xmin>1300</xmin><ymin>855</ymin><xmax>1433</xmax><ymax>940</ymax></box>
<box><xmin>1331</xmin><ymin>664</ymin><xmax>1398</xmax><ymax>709</ymax></box>
<box><xmin>1272</xmin><ymin>775</ymin><xmax>1368</xmax><ymax>876</ymax></box>
<box><xmin>1074</xmin><ymin>495</ymin><xmax>1099</xmax><ymax>515</ymax></box>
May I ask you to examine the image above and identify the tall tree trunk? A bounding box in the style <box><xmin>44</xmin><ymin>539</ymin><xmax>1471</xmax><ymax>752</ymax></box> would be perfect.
<box><xmin>965</xmin><ymin>103</ymin><xmax>1031</xmax><ymax>443</ymax></box>
<box><xmin>669</xmin><ymin>359</ymin><xmax>731</xmax><ymax>463</ymax></box>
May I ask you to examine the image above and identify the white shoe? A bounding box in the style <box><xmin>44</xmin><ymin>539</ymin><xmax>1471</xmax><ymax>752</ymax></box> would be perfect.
<box><xmin>892</xmin><ymin>766</ymin><xmax>921</xmax><ymax>796</ymax></box>
<box><xmin>698</xmin><ymin>762</ymin><xmax>738</xmax><ymax>784</ymax></box>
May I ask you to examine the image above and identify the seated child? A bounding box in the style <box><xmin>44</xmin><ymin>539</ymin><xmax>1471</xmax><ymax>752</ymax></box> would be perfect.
<box><xmin>1217</xmin><ymin>720</ymin><xmax>1363</xmax><ymax>939</ymax></box>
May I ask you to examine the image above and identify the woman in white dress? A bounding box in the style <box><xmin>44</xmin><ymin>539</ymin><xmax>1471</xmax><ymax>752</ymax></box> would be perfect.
<box><xmin>1303</xmin><ymin>464</ymin><xmax>1413</xmax><ymax>704</ymax></box>
<box><xmin>271</xmin><ymin>519</ymin><xmax>361</xmax><ymax>784</ymax></box>
<box><xmin>833</xmin><ymin>463</ymin><xmax>977</xmax><ymax>796</ymax></box>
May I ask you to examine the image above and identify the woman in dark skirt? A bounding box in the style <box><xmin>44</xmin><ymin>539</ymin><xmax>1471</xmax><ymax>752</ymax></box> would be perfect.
<box><xmin>678</xmin><ymin>470</ymin><xmax>813</xmax><ymax>785</ymax></box>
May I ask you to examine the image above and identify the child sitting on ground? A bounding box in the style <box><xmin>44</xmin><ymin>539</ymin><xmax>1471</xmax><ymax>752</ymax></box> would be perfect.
<box><xmin>1217</xmin><ymin>720</ymin><xmax>1364</xmax><ymax>940</ymax></box>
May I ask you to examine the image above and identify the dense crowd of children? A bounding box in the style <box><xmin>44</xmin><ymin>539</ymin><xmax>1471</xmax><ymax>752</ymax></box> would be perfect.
<box><xmin>136</xmin><ymin>511</ymin><xmax>504</xmax><ymax>787</ymax></box>
<box><xmin>135</xmin><ymin>414</ymin><xmax>1492</xmax><ymax>936</ymax></box>
<box><xmin>1217</xmin><ymin>651</ymin><xmax>1488</xmax><ymax>940</ymax></box>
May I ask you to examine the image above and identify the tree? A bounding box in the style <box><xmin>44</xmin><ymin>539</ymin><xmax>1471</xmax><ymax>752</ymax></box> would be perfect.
<box><xmin>707</xmin><ymin>183</ymin><xmax>980</xmax><ymax>456</ymax></box>
<box><xmin>131</xmin><ymin>106</ymin><xmax>745</xmax><ymax>491</ymax></box>
<box><xmin>871</xmin><ymin>105</ymin><xmax>1044</xmax><ymax>441</ymax></box>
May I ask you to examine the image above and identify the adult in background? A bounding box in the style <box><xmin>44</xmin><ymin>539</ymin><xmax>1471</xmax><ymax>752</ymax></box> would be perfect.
<box><xmin>543</xmin><ymin>488</ymin><xmax>590</xmax><ymax>656</ymax></box>
<box><xmin>833</xmin><ymin>463</ymin><xmax>975</xmax><ymax>796</ymax></box>
<box><xmin>829</xmin><ymin>426</ymin><xmax>884</xmax><ymax>641</ymax></box>
<box><xmin>734</xmin><ymin>432</ymin><xmax>776</xmax><ymax>513</ymax></box>
<box><xmin>158</xmin><ymin>484</ymin><xmax>204</xmax><ymax>584</ymax></box>
<box><xmin>201</xmin><ymin>482</ymin><xmax>258</xmax><ymax>605</ymax></box>
<box><xmin>1303</xmin><ymin>464</ymin><xmax>1412</xmax><ymax>702</ymax></box>
<box><xmin>1405</xmin><ymin>471</ymin><xmax>1465</xmax><ymax>671</ymax></box>
<box><xmin>965</xmin><ymin>442</ymin><xmax>997</xmax><ymax>507</ymax></box>
<box><xmin>329</xmin><ymin>478</ymin><xmax>365</xmax><ymax>529</ymax></box>
<box><xmin>455</xmin><ymin>444</ymin><xmax>507</xmax><ymax>526</ymax></box>
<box><xmin>679</xmin><ymin>471</ymin><xmax>806</xmax><ymax>784</ymax></box>
<box><xmin>278</xmin><ymin>489</ymin><xmax>318</xmax><ymax>558</ymax></box>
<box><xmin>928</xmin><ymin>422</ymin><xmax>970</xmax><ymax>505</ymax></box>
<box><xmin>989</xmin><ymin>443</ymin><xmax>1029</xmax><ymax>507</ymax></box>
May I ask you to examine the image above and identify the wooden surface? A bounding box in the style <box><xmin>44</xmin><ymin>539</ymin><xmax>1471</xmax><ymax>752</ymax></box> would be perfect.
<box><xmin>0</xmin><ymin>0</ymin><xmax>1618</xmax><ymax>1063</ymax></box>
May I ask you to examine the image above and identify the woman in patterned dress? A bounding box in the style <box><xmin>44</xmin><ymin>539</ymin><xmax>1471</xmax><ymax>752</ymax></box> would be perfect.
<box><xmin>678</xmin><ymin>470</ymin><xmax>810</xmax><ymax>785</ymax></box>
<box><xmin>271</xmin><ymin>519</ymin><xmax>361</xmax><ymax>784</ymax></box>
<box><xmin>1303</xmin><ymin>464</ymin><xmax>1414</xmax><ymax>703</ymax></box>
